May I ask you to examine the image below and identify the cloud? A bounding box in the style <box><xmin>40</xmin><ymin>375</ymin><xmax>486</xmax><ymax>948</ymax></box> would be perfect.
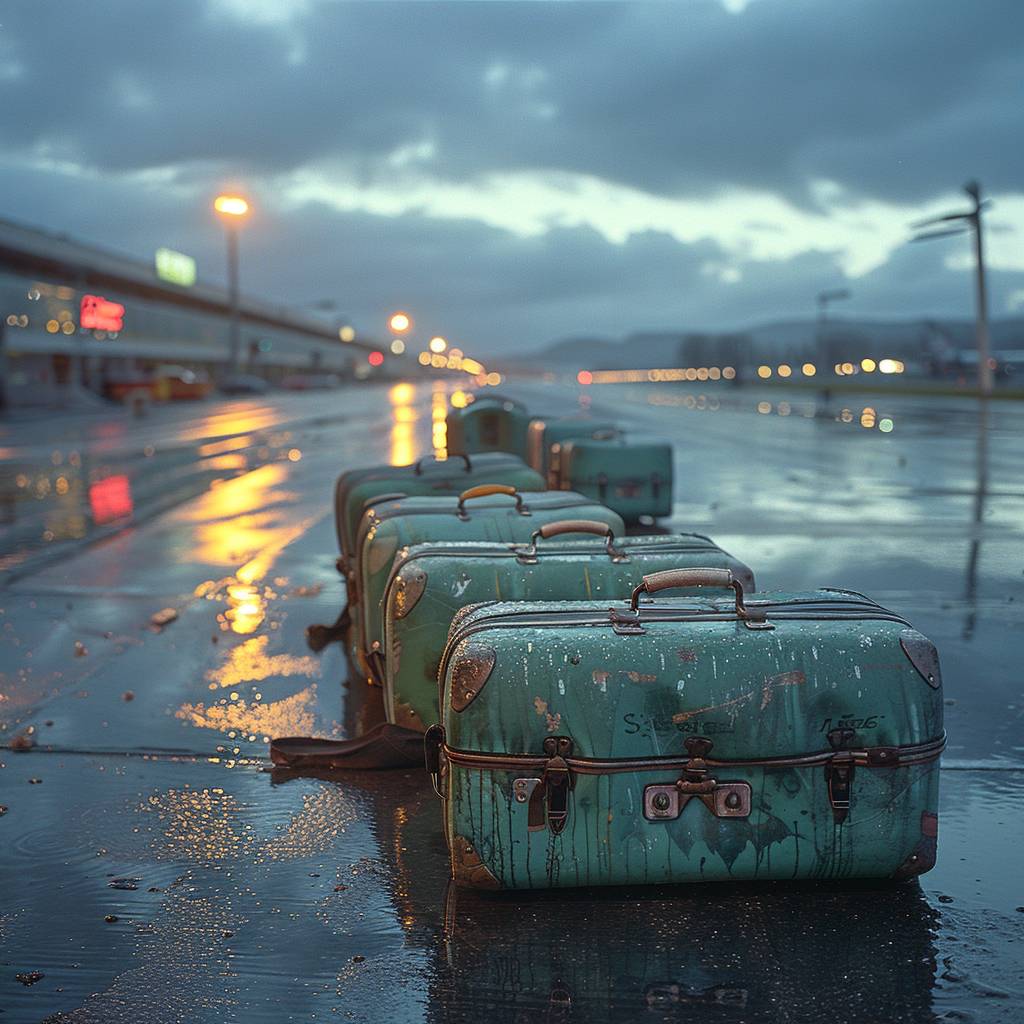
<box><xmin>0</xmin><ymin>0</ymin><xmax>1022</xmax><ymax>354</ymax></box>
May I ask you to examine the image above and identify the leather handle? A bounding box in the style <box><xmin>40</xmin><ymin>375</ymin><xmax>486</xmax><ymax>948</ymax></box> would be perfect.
<box><xmin>456</xmin><ymin>483</ymin><xmax>526</xmax><ymax>517</ymax></box>
<box><xmin>535</xmin><ymin>519</ymin><xmax>613</xmax><ymax>540</ymax></box>
<box><xmin>414</xmin><ymin>453</ymin><xmax>471</xmax><ymax>475</ymax></box>
<box><xmin>630</xmin><ymin>567</ymin><xmax>754</xmax><ymax>617</ymax></box>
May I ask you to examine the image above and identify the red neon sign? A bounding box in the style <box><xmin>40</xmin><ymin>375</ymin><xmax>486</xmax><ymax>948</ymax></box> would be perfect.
<box><xmin>89</xmin><ymin>475</ymin><xmax>134</xmax><ymax>524</ymax></box>
<box><xmin>80</xmin><ymin>294</ymin><xmax>125</xmax><ymax>331</ymax></box>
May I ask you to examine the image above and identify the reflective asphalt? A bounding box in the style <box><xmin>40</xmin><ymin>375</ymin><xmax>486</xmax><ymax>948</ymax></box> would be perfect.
<box><xmin>0</xmin><ymin>379</ymin><xmax>1021</xmax><ymax>1022</ymax></box>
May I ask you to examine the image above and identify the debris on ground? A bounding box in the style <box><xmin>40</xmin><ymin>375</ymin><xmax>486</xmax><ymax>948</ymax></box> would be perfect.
<box><xmin>16</xmin><ymin>971</ymin><xmax>44</xmax><ymax>986</ymax></box>
<box><xmin>74</xmin><ymin>640</ymin><xmax>88</xmax><ymax>657</ymax></box>
<box><xmin>150</xmin><ymin>608</ymin><xmax>178</xmax><ymax>630</ymax></box>
<box><xmin>289</xmin><ymin>584</ymin><xmax>323</xmax><ymax>598</ymax></box>
<box><xmin>104</xmin><ymin>915</ymin><xmax>118</xmax><ymax>923</ymax></box>
<box><xmin>121</xmin><ymin>691</ymin><xmax>135</xmax><ymax>702</ymax></box>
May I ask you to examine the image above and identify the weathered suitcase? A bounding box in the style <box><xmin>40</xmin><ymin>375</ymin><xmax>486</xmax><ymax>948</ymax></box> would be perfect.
<box><xmin>437</xmin><ymin>883</ymin><xmax>937</xmax><ymax>1024</ymax></box>
<box><xmin>552</xmin><ymin>435</ymin><xmax>674</xmax><ymax>521</ymax></box>
<box><xmin>382</xmin><ymin>523</ymin><xmax>756</xmax><ymax>732</ymax></box>
<box><xmin>334</xmin><ymin>452</ymin><xmax>545</xmax><ymax>565</ymax></box>
<box><xmin>430</xmin><ymin>569</ymin><xmax>944</xmax><ymax>890</ymax></box>
<box><xmin>525</xmin><ymin>417</ymin><xmax>619</xmax><ymax>476</ymax></box>
<box><xmin>446</xmin><ymin>395</ymin><xmax>533</xmax><ymax>460</ymax></box>
<box><xmin>310</xmin><ymin>452</ymin><xmax>546</xmax><ymax>653</ymax></box>
<box><xmin>354</xmin><ymin>487</ymin><xmax>625</xmax><ymax>684</ymax></box>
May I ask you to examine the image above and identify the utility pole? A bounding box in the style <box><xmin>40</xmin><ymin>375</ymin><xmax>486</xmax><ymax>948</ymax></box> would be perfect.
<box><xmin>816</xmin><ymin>288</ymin><xmax>850</xmax><ymax>364</ymax></box>
<box><xmin>910</xmin><ymin>181</ymin><xmax>993</xmax><ymax>395</ymax></box>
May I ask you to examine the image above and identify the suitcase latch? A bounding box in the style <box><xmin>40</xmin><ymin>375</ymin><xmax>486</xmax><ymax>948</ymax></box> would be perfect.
<box><xmin>644</xmin><ymin>738</ymin><xmax>751</xmax><ymax>820</ymax></box>
<box><xmin>825</xmin><ymin>727</ymin><xmax>856</xmax><ymax>823</ymax></box>
<box><xmin>527</xmin><ymin>736</ymin><xmax>575</xmax><ymax>834</ymax></box>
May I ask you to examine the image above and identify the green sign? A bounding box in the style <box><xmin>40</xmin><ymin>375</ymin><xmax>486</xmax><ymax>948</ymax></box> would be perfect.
<box><xmin>155</xmin><ymin>247</ymin><xmax>197</xmax><ymax>287</ymax></box>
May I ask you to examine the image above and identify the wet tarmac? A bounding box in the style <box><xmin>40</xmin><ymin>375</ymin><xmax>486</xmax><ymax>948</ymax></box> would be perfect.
<box><xmin>1</xmin><ymin>379</ymin><xmax>1022</xmax><ymax>1022</ymax></box>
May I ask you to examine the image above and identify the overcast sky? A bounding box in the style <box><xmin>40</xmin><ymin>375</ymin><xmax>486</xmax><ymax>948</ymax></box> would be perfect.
<box><xmin>2</xmin><ymin>0</ymin><xmax>1022</xmax><ymax>354</ymax></box>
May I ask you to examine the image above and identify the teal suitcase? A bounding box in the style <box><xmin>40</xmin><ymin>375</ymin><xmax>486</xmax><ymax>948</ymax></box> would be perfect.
<box><xmin>430</xmin><ymin>569</ymin><xmax>944</xmax><ymax>890</ymax></box>
<box><xmin>382</xmin><ymin>523</ymin><xmax>756</xmax><ymax>731</ymax></box>
<box><xmin>353</xmin><ymin>487</ymin><xmax>625</xmax><ymax>684</ymax></box>
<box><xmin>526</xmin><ymin>417</ymin><xmax>619</xmax><ymax>476</ymax></box>
<box><xmin>310</xmin><ymin>452</ymin><xmax>546</xmax><ymax>653</ymax></box>
<box><xmin>334</xmin><ymin>452</ymin><xmax>544</xmax><ymax>565</ymax></box>
<box><xmin>446</xmin><ymin>395</ymin><xmax>533</xmax><ymax>460</ymax></box>
<box><xmin>552</xmin><ymin>436</ymin><xmax>674</xmax><ymax>521</ymax></box>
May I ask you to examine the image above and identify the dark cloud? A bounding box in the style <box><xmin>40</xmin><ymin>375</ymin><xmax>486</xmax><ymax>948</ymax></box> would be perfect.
<box><xmin>0</xmin><ymin>1</ymin><xmax>1021</xmax><ymax>354</ymax></box>
<box><xmin>2</xmin><ymin>0</ymin><xmax>1022</xmax><ymax>202</ymax></box>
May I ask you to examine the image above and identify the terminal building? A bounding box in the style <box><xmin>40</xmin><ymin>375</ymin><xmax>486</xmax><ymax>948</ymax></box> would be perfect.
<box><xmin>0</xmin><ymin>218</ymin><xmax>377</xmax><ymax>407</ymax></box>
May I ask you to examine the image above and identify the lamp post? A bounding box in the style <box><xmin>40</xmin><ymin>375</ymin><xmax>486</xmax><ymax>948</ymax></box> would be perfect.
<box><xmin>910</xmin><ymin>181</ymin><xmax>993</xmax><ymax>396</ymax></box>
<box><xmin>816</xmin><ymin>288</ymin><xmax>850</xmax><ymax>367</ymax></box>
<box><xmin>213</xmin><ymin>194</ymin><xmax>250</xmax><ymax>371</ymax></box>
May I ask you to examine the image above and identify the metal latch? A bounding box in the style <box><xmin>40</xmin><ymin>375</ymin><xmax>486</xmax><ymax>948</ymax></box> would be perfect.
<box><xmin>527</xmin><ymin>736</ymin><xmax>575</xmax><ymax>834</ymax></box>
<box><xmin>825</xmin><ymin>727</ymin><xmax>856</xmax><ymax>823</ymax></box>
<box><xmin>424</xmin><ymin>725</ymin><xmax>445</xmax><ymax>797</ymax></box>
<box><xmin>643</xmin><ymin>737</ymin><xmax>752</xmax><ymax>820</ymax></box>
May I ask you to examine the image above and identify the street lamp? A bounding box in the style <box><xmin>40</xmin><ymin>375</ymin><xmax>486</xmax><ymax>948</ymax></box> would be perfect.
<box><xmin>816</xmin><ymin>288</ymin><xmax>850</xmax><ymax>367</ymax></box>
<box><xmin>389</xmin><ymin>312</ymin><xmax>411</xmax><ymax>333</ymax></box>
<box><xmin>910</xmin><ymin>181</ymin><xmax>993</xmax><ymax>395</ymax></box>
<box><xmin>214</xmin><ymin>194</ymin><xmax>250</xmax><ymax>370</ymax></box>
<box><xmin>429</xmin><ymin>336</ymin><xmax>447</xmax><ymax>354</ymax></box>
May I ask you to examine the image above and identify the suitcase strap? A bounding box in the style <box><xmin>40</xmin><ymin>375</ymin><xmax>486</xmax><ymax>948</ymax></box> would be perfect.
<box><xmin>439</xmin><ymin>732</ymin><xmax>946</xmax><ymax>831</ymax></box>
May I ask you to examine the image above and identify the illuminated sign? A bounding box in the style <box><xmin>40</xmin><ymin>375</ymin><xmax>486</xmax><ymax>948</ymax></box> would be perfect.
<box><xmin>89</xmin><ymin>475</ymin><xmax>134</xmax><ymax>524</ymax></box>
<box><xmin>155</xmin><ymin>247</ymin><xmax>197</xmax><ymax>287</ymax></box>
<box><xmin>80</xmin><ymin>294</ymin><xmax>125</xmax><ymax>332</ymax></box>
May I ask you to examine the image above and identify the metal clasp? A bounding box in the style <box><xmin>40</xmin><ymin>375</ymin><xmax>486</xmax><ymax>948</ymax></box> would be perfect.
<box><xmin>527</xmin><ymin>736</ymin><xmax>575</xmax><ymax>833</ymax></box>
<box><xmin>643</xmin><ymin>737</ymin><xmax>751</xmax><ymax>820</ymax></box>
<box><xmin>825</xmin><ymin>727</ymin><xmax>856</xmax><ymax>823</ymax></box>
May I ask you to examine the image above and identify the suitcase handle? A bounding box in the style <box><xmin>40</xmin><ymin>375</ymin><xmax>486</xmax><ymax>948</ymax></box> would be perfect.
<box><xmin>631</xmin><ymin>568</ymin><xmax>761</xmax><ymax>623</ymax></box>
<box><xmin>517</xmin><ymin>519</ymin><xmax>626</xmax><ymax>562</ymax></box>
<box><xmin>414</xmin><ymin>453</ymin><xmax>472</xmax><ymax>475</ymax></box>
<box><xmin>456</xmin><ymin>484</ymin><xmax>527</xmax><ymax>518</ymax></box>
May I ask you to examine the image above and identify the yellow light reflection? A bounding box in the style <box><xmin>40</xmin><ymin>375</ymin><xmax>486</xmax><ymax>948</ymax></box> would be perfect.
<box><xmin>389</xmin><ymin>382</ymin><xmax>418</xmax><ymax>467</ymax></box>
<box><xmin>176</xmin><ymin>685</ymin><xmax>318</xmax><ymax>737</ymax></box>
<box><xmin>207</xmin><ymin>635</ymin><xmax>319</xmax><ymax>689</ymax></box>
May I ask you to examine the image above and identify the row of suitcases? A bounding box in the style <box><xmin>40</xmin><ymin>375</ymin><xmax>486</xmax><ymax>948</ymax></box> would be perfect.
<box><xmin>301</xmin><ymin>393</ymin><xmax>944</xmax><ymax>892</ymax></box>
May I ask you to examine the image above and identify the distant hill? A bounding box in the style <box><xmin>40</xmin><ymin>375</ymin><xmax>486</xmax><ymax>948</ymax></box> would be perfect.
<box><xmin>524</xmin><ymin>317</ymin><xmax>1024</xmax><ymax>370</ymax></box>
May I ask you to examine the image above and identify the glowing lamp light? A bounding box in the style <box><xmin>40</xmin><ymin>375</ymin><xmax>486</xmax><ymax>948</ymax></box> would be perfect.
<box><xmin>339</xmin><ymin>325</ymin><xmax>356</xmax><ymax>343</ymax></box>
<box><xmin>214</xmin><ymin>195</ymin><xmax>250</xmax><ymax>217</ymax></box>
<box><xmin>861</xmin><ymin>358</ymin><xmax>877</xmax><ymax>373</ymax></box>
<box><xmin>777</xmin><ymin>364</ymin><xmax>792</xmax><ymax>378</ymax></box>
<box><xmin>368</xmin><ymin>351</ymin><xmax>385</xmax><ymax>367</ymax></box>
<box><xmin>429</xmin><ymin>336</ymin><xmax>447</xmax><ymax>354</ymax></box>
<box><xmin>417</xmin><ymin>351</ymin><xmax>431</xmax><ymax>365</ymax></box>
<box><xmin>802</xmin><ymin>363</ymin><xmax>816</xmax><ymax>377</ymax></box>
<box><xmin>577</xmin><ymin>370</ymin><xmax>593</xmax><ymax>386</ymax></box>
<box><xmin>390</xmin><ymin>338</ymin><xmax>406</xmax><ymax>355</ymax></box>
<box><xmin>389</xmin><ymin>312</ymin><xmax>411</xmax><ymax>333</ymax></box>
<box><xmin>756</xmin><ymin>365</ymin><xmax>772</xmax><ymax>379</ymax></box>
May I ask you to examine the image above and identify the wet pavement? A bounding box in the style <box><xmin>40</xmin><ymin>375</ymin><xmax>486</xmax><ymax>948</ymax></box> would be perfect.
<box><xmin>1</xmin><ymin>379</ymin><xmax>1022</xmax><ymax>1022</ymax></box>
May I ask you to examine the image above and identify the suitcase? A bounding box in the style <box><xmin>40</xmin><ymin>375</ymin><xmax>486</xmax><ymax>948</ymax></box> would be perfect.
<box><xmin>382</xmin><ymin>523</ymin><xmax>756</xmax><ymax>731</ymax></box>
<box><xmin>446</xmin><ymin>395</ymin><xmax>533</xmax><ymax>460</ymax></box>
<box><xmin>438</xmin><ymin>883</ymin><xmax>937</xmax><ymax>1023</ymax></box>
<box><xmin>310</xmin><ymin>452</ymin><xmax>546</xmax><ymax>653</ymax></box>
<box><xmin>354</xmin><ymin>487</ymin><xmax>626</xmax><ymax>684</ymax></box>
<box><xmin>334</xmin><ymin>452</ymin><xmax>545</xmax><ymax>566</ymax></box>
<box><xmin>429</xmin><ymin>568</ymin><xmax>944</xmax><ymax>890</ymax></box>
<box><xmin>551</xmin><ymin>435</ymin><xmax>674</xmax><ymax>521</ymax></box>
<box><xmin>526</xmin><ymin>417</ymin><xmax>619</xmax><ymax>476</ymax></box>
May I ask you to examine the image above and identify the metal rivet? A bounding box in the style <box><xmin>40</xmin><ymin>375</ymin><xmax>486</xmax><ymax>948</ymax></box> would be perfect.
<box><xmin>725</xmin><ymin>792</ymin><xmax>741</xmax><ymax>809</ymax></box>
<box><xmin>652</xmin><ymin>793</ymin><xmax>671</xmax><ymax>812</ymax></box>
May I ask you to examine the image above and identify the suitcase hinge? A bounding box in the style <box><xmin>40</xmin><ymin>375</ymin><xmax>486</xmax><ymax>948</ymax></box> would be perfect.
<box><xmin>527</xmin><ymin>736</ymin><xmax>575</xmax><ymax>834</ymax></box>
<box><xmin>825</xmin><ymin>728</ymin><xmax>856</xmax><ymax>823</ymax></box>
<box><xmin>609</xmin><ymin>608</ymin><xmax>645</xmax><ymax>635</ymax></box>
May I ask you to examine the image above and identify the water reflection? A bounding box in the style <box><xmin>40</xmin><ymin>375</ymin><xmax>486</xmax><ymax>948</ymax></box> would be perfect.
<box><xmin>432</xmin><ymin>883</ymin><xmax>939</xmax><ymax>1023</ymax></box>
<box><xmin>389</xmin><ymin>382</ymin><xmax>419</xmax><ymax>467</ymax></box>
<box><xmin>963</xmin><ymin>400</ymin><xmax>990</xmax><ymax>640</ymax></box>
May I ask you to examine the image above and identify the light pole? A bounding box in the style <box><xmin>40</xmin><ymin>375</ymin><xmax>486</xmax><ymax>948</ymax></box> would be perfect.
<box><xmin>910</xmin><ymin>181</ymin><xmax>993</xmax><ymax>395</ymax></box>
<box><xmin>816</xmin><ymin>289</ymin><xmax>851</xmax><ymax>366</ymax></box>
<box><xmin>214</xmin><ymin>194</ymin><xmax>250</xmax><ymax>371</ymax></box>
